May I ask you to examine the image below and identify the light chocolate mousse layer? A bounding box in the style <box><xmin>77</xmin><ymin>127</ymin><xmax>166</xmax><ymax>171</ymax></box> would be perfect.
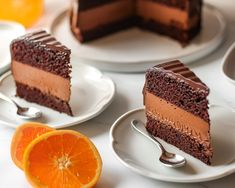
<box><xmin>144</xmin><ymin>91</ymin><xmax>209</xmax><ymax>141</ymax></box>
<box><xmin>12</xmin><ymin>61</ymin><xmax>71</xmax><ymax>102</ymax></box>
<box><xmin>136</xmin><ymin>0</ymin><xmax>199</xmax><ymax>30</ymax></box>
<box><xmin>77</xmin><ymin>0</ymin><xmax>135</xmax><ymax>31</ymax></box>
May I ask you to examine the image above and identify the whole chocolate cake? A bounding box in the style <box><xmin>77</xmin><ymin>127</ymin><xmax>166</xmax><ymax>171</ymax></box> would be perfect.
<box><xmin>70</xmin><ymin>0</ymin><xmax>203</xmax><ymax>44</ymax></box>
<box><xmin>143</xmin><ymin>60</ymin><xmax>212</xmax><ymax>165</ymax></box>
<box><xmin>11</xmin><ymin>30</ymin><xmax>73</xmax><ymax>116</ymax></box>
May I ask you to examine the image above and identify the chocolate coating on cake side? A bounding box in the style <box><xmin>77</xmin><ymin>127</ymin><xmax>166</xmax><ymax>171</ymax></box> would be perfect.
<box><xmin>10</xmin><ymin>30</ymin><xmax>71</xmax><ymax>79</ymax></box>
<box><xmin>145</xmin><ymin>60</ymin><xmax>210</xmax><ymax>122</ymax></box>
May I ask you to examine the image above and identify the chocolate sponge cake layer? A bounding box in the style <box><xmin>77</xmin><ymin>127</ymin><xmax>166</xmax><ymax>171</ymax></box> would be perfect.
<box><xmin>16</xmin><ymin>82</ymin><xmax>73</xmax><ymax>116</ymax></box>
<box><xmin>146</xmin><ymin>114</ymin><xmax>212</xmax><ymax>165</ymax></box>
<box><xmin>137</xmin><ymin>18</ymin><xmax>201</xmax><ymax>44</ymax></box>
<box><xmin>145</xmin><ymin>61</ymin><xmax>209</xmax><ymax>122</ymax></box>
<box><xmin>10</xmin><ymin>30</ymin><xmax>71</xmax><ymax>79</ymax></box>
<box><xmin>77</xmin><ymin>0</ymin><xmax>202</xmax><ymax>14</ymax></box>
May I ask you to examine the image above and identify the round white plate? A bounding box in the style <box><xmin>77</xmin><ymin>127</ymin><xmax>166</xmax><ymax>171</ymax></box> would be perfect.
<box><xmin>0</xmin><ymin>61</ymin><xmax>115</xmax><ymax>128</ymax></box>
<box><xmin>51</xmin><ymin>4</ymin><xmax>226</xmax><ymax>72</ymax></box>
<box><xmin>0</xmin><ymin>21</ymin><xmax>25</xmax><ymax>75</ymax></box>
<box><xmin>222</xmin><ymin>41</ymin><xmax>235</xmax><ymax>84</ymax></box>
<box><xmin>110</xmin><ymin>106</ymin><xmax>235</xmax><ymax>183</ymax></box>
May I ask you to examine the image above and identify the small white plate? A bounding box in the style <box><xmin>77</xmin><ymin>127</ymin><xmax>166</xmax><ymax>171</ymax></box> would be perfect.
<box><xmin>0</xmin><ymin>61</ymin><xmax>115</xmax><ymax>128</ymax></box>
<box><xmin>222</xmin><ymin>41</ymin><xmax>235</xmax><ymax>84</ymax></box>
<box><xmin>51</xmin><ymin>4</ymin><xmax>226</xmax><ymax>72</ymax></box>
<box><xmin>110</xmin><ymin>106</ymin><xmax>235</xmax><ymax>183</ymax></box>
<box><xmin>0</xmin><ymin>21</ymin><xmax>25</xmax><ymax>75</ymax></box>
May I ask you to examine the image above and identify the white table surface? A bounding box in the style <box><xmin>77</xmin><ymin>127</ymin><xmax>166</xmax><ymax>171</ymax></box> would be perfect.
<box><xmin>0</xmin><ymin>0</ymin><xmax>235</xmax><ymax>187</ymax></box>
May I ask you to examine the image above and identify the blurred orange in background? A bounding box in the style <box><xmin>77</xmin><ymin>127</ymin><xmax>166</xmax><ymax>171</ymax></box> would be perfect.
<box><xmin>0</xmin><ymin>0</ymin><xmax>44</xmax><ymax>28</ymax></box>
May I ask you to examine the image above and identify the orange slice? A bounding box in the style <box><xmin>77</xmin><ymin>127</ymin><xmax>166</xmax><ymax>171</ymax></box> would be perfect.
<box><xmin>23</xmin><ymin>130</ymin><xmax>102</xmax><ymax>188</ymax></box>
<box><xmin>11</xmin><ymin>122</ymin><xmax>55</xmax><ymax>170</ymax></box>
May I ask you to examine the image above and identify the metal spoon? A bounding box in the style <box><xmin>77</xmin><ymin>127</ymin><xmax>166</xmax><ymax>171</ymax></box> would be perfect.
<box><xmin>131</xmin><ymin>119</ymin><xmax>186</xmax><ymax>168</ymax></box>
<box><xmin>0</xmin><ymin>92</ymin><xmax>42</xmax><ymax>119</ymax></box>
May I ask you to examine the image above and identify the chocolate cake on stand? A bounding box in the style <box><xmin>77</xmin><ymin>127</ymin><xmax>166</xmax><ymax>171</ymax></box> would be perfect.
<box><xmin>70</xmin><ymin>0</ymin><xmax>203</xmax><ymax>44</ymax></box>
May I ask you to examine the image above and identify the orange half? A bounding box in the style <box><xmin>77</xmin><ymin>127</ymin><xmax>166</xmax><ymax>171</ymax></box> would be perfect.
<box><xmin>23</xmin><ymin>130</ymin><xmax>102</xmax><ymax>188</ymax></box>
<box><xmin>11</xmin><ymin>122</ymin><xmax>55</xmax><ymax>170</ymax></box>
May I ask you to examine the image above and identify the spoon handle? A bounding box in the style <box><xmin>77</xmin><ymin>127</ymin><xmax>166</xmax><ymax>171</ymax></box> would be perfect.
<box><xmin>0</xmin><ymin>92</ymin><xmax>15</xmax><ymax>105</ymax></box>
<box><xmin>131</xmin><ymin>120</ymin><xmax>165</xmax><ymax>154</ymax></box>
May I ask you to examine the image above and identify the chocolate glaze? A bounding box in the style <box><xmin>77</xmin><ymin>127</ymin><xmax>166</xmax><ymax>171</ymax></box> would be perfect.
<box><xmin>146</xmin><ymin>114</ymin><xmax>212</xmax><ymax>165</ymax></box>
<box><xmin>145</xmin><ymin>60</ymin><xmax>210</xmax><ymax>122</ymax></box>
<box><xmin>10</xmin><ymin>30</ymin><xmax>71</xmax><ymax>79</ymax></box>
<box><xmin>155</xmin><ymin>60</ymin><xmax>207</xmax><ymax>90</ymax></box>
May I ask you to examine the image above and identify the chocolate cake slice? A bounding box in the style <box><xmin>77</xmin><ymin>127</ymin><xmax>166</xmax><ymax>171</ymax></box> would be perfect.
<box><xmin>70</xmin><ymin>0</ymin><xmax>202</xmax><ymax>44</ymax></box>
<box><xmin>143</xmin><ymin>60</ymin><xmax>212</xmax><ymax>165</ymax></box>
<box><xmin>10</xmin><ymin>30</ymin><xmax>73</xmax><ymax>116</ymax></box>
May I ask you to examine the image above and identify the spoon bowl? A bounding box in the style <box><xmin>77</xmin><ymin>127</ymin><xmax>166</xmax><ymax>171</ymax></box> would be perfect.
<box><xmin>0</xmin><ymin>92</ymin><xmax>42</xmax><ymax>120</ymax></box>
<box><xmin>131</xmin><ymin>119</ymin><xmax>186</xmax><ymax>168</ymax></box>
<box><xmin>16</xmin><ymin>106</ymin><xmax>42</xmax><ymax>120</ymax></box>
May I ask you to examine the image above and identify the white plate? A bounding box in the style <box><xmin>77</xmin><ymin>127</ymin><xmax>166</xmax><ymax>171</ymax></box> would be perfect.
<box><xmin>51</xmin><ymin>4</ymin><xmax>226</xmax><ymax>72</ymax></box>
<box><xmin>0</xmin><ymin>61</ymin><xmax>115</xmax><ymax>128</ymax></box>
<box><xmin>110</xmin><ymin>106</ymin><xmax>235</xmax><ymax>183</ymax></box>
<box><xmin>0</xmin><ymin>21</ymin><xmax>25</xmax><ymax>75</ymax></box>
<box><xmin>222</xmin><ymin>41</ymin><xmax>235</xmax><ymax>84</ymax></box>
